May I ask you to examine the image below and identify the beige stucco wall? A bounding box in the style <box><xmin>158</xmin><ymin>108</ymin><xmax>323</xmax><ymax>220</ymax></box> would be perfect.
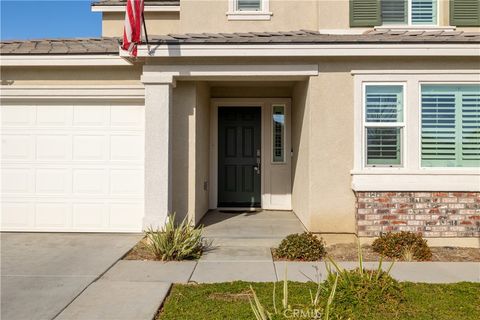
<box><xmin>306</xmin><ymin>71</ymin><xmax>356</xmax><ymax>233</ymax></box>
<box><xmin>171</xmin><ymin>81</ymin><xmax>211</xmax><ymax>225</ymax></box>
<box><xmin>300</xmin><ymin>56</ymin><xmax>479</xmax><ymax>234</ymax></box>
<box><xmin>194</xmin><ymin>81</ymin><xmax>211</xmax><ymax>224</ymax></box>
<box><xmin>172</xmin><ymin>82</ymin><xmax>196</xmax><ymax>222</ymax></box>
<box><xmin>179</xmin><ymin>0</ymin><xmax>318</xmax><ymax>34</ymax></box>
<box><xmin>100</xmin><ymin>0</ymin><xmax>479</xmax><ymax>37</ymax></box>
<box><xmin>291</xmin><ymin>80</ymin><xmax>311</xmax><ymax>230</ymax></box>
<box><xmin>0</xmin><ymin>66</ymin><xmax>142</xmax><ymax>85</ymax></box>
<box><xmin>2</xmin><ymin>56</ymin><xmax>479</xmax><ymax>234</ymax></box>
<box><xmin>102</xmin><ymin>12</ymin><xmax>180</xmax><ymax>37</ymax></box>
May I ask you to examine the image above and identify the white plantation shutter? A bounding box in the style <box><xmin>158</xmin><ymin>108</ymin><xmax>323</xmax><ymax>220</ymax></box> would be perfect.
<box><xmin>412</xmin><ymin>0</ymin><xmax>437</xmax><ymax>25</ymax></box>
<box><xmin>365</xmin><ymin>85</ymin><xmax>404</xmax><ymax>166</ymax></box>
<box><xmin>462</xmin><ymin>89</ymin><xmax>480</xmax><ymax>164</ymax></box>
<box><xmin>366</xmin><ymin>128</ymin><xmax>402</xmax><ymax>165</ymax></box>
<box><xmin>381</xmin><ymin>0</ymin><xmax>408</xmax><ymax>24</ymax></box>
<box><xmin>237</xmin><ymin>0</ymin><xmax>262</xmax><ymax>11</ymax></box>
<box><xmin>366</xmin><ymin>85</ymin><xmax>404</xmax><ymax>122</ymax></box>
<box><xmin>421</xmin><ymin>89</ymin><xmax>457</xmax><ymax>164</ymax></box>
<box><xmin>421</xmin><ymin>85</ymin><xmax>480</xmax><ymax>167</ymax></box>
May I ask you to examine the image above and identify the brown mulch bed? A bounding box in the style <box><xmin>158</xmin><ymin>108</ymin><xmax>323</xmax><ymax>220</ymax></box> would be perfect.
<box><xmin>127</xmin><ymin>237</ymin><xmax>480</xmax><ymax>262</ymax></box>
<box><xmin>273</xmin><ymin>244</ymin><xmax>480</xmax><ymax>262</ymax></box>
<box><xmin>123</xmin><ymin>238</ymin><xmax>157</xmax><ymax>260</ymax></box>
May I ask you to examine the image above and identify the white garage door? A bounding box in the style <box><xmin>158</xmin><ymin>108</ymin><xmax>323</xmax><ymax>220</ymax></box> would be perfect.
<box><xmin>1</xmin><ymin>104</ymin><xmax>145</xmax><ymax>232</ymax></box>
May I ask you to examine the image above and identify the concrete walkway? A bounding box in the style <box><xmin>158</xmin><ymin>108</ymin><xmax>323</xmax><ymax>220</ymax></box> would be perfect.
<box><xmin>0</xmin><ymin>233</ymin><xmax>142</xmax><ymax>320</ymax></box>
<box><xmin>201</xmin><ymin>210</ymin><xmax>306</xmax><ymax>247</ymax></box>
<box><xmin>39</xmin><ymin>211</ymin><xmax>479</xmax><ymax>320</ymax></box>
<box><xmin>99</xmin><ymin>259</ymin><xmax>480</xmax><ymax>285</ymax></box>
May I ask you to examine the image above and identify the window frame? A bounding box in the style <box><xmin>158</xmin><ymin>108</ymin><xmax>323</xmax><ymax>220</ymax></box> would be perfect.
<box><xmin>362</xmin><ymin>82</ymin><xmax>407</xmax><ymax>168</ymax></box>
<box><xmin>418</xmin><ymin>81</ymin><xmax>480</xmax><ymax>169</ymax></box>
<box><xmin>380</xmin><ymin>0</ymin><xmax>439</xmax><ymax>27</ymax></box>
<box><xmin>353</xmin><ymin>72</ymin><xmax>480</xmax><ymax>192</ymax></box>
<box><xmin>227</xmin><ymin>0</ymin><xmax>272</xmax><ymax>21</ymax></box>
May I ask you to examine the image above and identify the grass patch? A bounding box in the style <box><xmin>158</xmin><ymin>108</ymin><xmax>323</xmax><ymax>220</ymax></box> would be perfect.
<box><xmin>158</xmin><ymin>281</ymin><xmax>480</xmax><ymax>320</ymax></box>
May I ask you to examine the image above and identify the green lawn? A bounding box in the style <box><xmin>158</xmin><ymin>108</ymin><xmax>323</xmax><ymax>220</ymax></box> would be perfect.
<box><xmin>159</xmin><ymin>281</ymin><xmax>480</xmax><ymax>320</ymax></box>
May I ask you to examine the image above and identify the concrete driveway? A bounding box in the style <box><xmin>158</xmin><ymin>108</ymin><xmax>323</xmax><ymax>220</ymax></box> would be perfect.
<box><xmin>1</xmin><ymin>233</ymin><xmax>142</xmax><ymax>320</ymax></box>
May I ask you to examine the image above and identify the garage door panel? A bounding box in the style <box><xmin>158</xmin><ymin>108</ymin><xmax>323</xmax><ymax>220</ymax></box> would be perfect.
<box><xmin>73</xmin><ymin>135</ymin><xmax>107</xmax><ymax>161</ymax></box>
<box><xmin>2</xmin><ymin>135</ymin><xmax>33</xmax><ymax>160</ymax></box>
<box><xmin>109</xmin><ymin>203</ymin><xmax>144</xmax><ymax>230</ymax></box>
<box><xmin>73</xmin><ymin>169</ymin><xmax>107</xmax><ymax>195</ymax></box>
<box><xmin>35</xmin><ymin>203</ymin><xmax>71</xmax><ymax>228</ymax></box>
<box><xmin>110</xmin><ymin>135</ymin><xmax>144</xmax><ymax>161</ymax></box>
<box><xmin>35</xmin><ymin>169</ymin><xmax>71</xmax><ymax>194</ymax></box>
<box><xmin>36</xmin><ymin>106</ymin><xmax>72</xmax><ymax>126</ymax></box>
<box><xmin>1</xmin><ymin>104</ymin><xmax>145</xmax><ymax>232</ymax></box>
<box><xmin>36</xmin><ymin>135</ymin><xmax>71</xmax><ymax>160</ymax></box>
<box><xmin>1</xmin><ymin>106</ymin><xmax>35</xmax><ymax>126</ymax></box>
<box><xmin>1</xmin><ymin>202</ymin><xmax>34</xmax><ymax>228</ymax></box>
<box><xmin>73</xmin><ymin>106</ymin><xmax>108</xmax><ymax>127</ymax></box>
<box><xmin>110</xmin><ymin>169</ymin><xmax>143</xmax><ymax>195</ymax></box>
<box><xmin>72</xmin><ymin>203</ymin><xmax>108</xmax><ymax>229</ymax></box>
<box><xmin>2</xmin><ymin>168</ymin><xmax>32</xmax><ymax>193</ymax></box>
<box><xmin>110</xmin><ymin>105</ymin><xmax>144</xmax><ymax>128</ymax></box>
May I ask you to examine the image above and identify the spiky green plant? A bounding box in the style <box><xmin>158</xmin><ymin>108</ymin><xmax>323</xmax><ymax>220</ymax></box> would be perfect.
<box><xmin>323</xmin><ymin>241</ymin><xmax>402</xmax><ymax>318</ymax></box>
<box><xmin>145</xmin><ymin>213</ymin><xmax>205</xmax><ymax>261</ymax></box>
<box><xmin>249</xmin><ymin>265</ymin><xmax>338</xmax><ymax>320</ymax></box>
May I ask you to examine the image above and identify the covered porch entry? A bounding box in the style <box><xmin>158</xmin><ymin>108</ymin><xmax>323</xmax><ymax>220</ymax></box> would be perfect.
<box><xmin>141</xmin><ymin>64</ymin><xmax>318</xmax><ymax>229</ymax></box>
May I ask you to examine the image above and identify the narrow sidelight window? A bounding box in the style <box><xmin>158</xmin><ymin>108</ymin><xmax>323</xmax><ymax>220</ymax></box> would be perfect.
<box><xmin>421</xmin><ymin>84</ymin><xmax>480</xmax><ymax>167</ymax></box>
<box><xmin>237</xmin><ymin>0</ymin><xmax>262</xmax><ymax>11</ymax></box>
<box><xmin>364</xmin><ymin>85</ymin><xmax>404</xmax><ymax>166</ymax></box>
<box><xmin>272</xmin><ymin>105</ymin><xmax>285</xmax><ymax>163</ymax></box>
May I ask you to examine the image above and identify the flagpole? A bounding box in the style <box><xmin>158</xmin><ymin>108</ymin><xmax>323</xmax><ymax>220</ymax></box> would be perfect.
<box><xmin>142</xmin><ymin>12</ymin><xmax>151</xmax><ymax>55</ymax></box>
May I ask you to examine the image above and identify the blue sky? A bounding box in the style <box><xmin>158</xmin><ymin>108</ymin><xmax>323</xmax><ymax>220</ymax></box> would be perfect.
<box><xmin>1</xmin><ymin>0</ymin><xmax>102</xmax><ymax>40</ymax></box>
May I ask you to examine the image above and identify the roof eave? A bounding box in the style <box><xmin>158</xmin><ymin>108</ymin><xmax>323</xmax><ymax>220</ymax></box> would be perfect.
<box><xmin>0</xmin><ymin>54</ymin><xmax>132</xmax><ymax>67</ymax></box>
<box><xmin>127</xmin><ymin>43</ymin><xmax>480</xmax><ymax>58</ymax></box>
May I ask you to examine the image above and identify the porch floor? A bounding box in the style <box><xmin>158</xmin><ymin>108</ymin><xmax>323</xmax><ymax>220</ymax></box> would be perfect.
<box><xmin>200</xmin><ymin>210</ymin><xmax>305</xmax><ymax>248</ymax></box>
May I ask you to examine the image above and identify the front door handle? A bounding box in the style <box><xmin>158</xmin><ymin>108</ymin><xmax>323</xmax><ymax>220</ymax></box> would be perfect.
<box><xmin>255</xmin><ymin>149</ymin><xmax>261</xmax><ymax>175</ymax></box>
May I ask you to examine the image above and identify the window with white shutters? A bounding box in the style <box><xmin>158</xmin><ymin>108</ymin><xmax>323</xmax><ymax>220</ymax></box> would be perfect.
<box><xmin>364</xmin><ymin>85</ymin><xmax>405</xmax><ymax>166</ymax></box>
<box><xmin>380</xmin><ymin>0</ymin><xmax>437</xmax><ymax>26</ymax></box>
<box><xmin>236</xmin><ymin>0</ymin><xmax>262</xmax><ymax>11</ymax></box>
<box><xmin>421</xmin><ymin>84</ymin><xmax>480</xmax><ymax>167</ymax></box>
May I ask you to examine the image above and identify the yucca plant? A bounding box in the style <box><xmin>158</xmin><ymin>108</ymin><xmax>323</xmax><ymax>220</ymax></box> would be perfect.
<box><xmin>145</xmin><ymin>213</ymin><xmax>205</xmax><ymax>261</ymax></box>
<box><xmin>323</xmin><ymin>241</ymin><xmax>402</xmax><ymax>318</ymax></box>
<box><xmin>249</xmin><ymin>266</ymin><xmax>338</xmax><ymax>320</ymax></box>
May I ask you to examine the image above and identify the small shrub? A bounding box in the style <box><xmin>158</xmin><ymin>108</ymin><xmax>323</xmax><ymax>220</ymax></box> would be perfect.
<box><xmin>323</xmin><ymin>242</ymin><xmax>404</xmax><ymax>318</ymax></box>
<box><xmin>274</xmin><ymin>232</ymin><xmax>327</xmax><ymax>261</ymax></box>
<box><xmin>145</xmin><ymin>213</ymin><xmax>205</xmax><ymax>261</ymax></box>
<box><xmin>372</xmin><ymin>231</ymin><xmax>432</xmax><ymax>261</ymax></box>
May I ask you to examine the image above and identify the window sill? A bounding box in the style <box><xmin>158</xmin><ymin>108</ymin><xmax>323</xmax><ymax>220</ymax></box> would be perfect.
<box><xmin>351</xmin><ymin>170</ymin><xmax>480</xmax><ymax>191</ymax></box>
<box><xmin>226</xmin><ymin>11</ymin><xmax>273</xmax><ymax>21</ymax></box>
<box><xmin>375</xmin><ymin>26</ymin><xmax>455</xmax><ymax>31</ymax></box>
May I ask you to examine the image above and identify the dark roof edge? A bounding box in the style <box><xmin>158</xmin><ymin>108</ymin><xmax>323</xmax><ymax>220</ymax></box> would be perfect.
<box><xmin>91</xmin><ymin>0</ymin><xmax>180</xmax><ymax>6</ymax></box>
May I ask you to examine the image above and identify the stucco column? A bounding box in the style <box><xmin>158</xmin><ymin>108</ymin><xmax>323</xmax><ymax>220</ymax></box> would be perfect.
<box><xmin>141</xmin><ymin>72</ymin><xmax>175</xmax><ymax>229</ymax></box>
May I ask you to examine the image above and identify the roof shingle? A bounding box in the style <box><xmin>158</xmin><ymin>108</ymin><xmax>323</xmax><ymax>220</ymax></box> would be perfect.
<box><xmin>1</xmin><ymin>30</ymin><xmax>479</xmax><ymax>55</ymax></box>
<box><xmin>1</xmin><ymin>38</ymin><xmax>120</xmax><ymax>55</ymax></box>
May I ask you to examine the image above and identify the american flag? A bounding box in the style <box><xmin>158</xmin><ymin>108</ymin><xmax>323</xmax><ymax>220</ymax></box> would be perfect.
<box><xmin>122</xmin><ymin>0</ymin><xmax>145</xmax><ymax>57</ymax></box>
